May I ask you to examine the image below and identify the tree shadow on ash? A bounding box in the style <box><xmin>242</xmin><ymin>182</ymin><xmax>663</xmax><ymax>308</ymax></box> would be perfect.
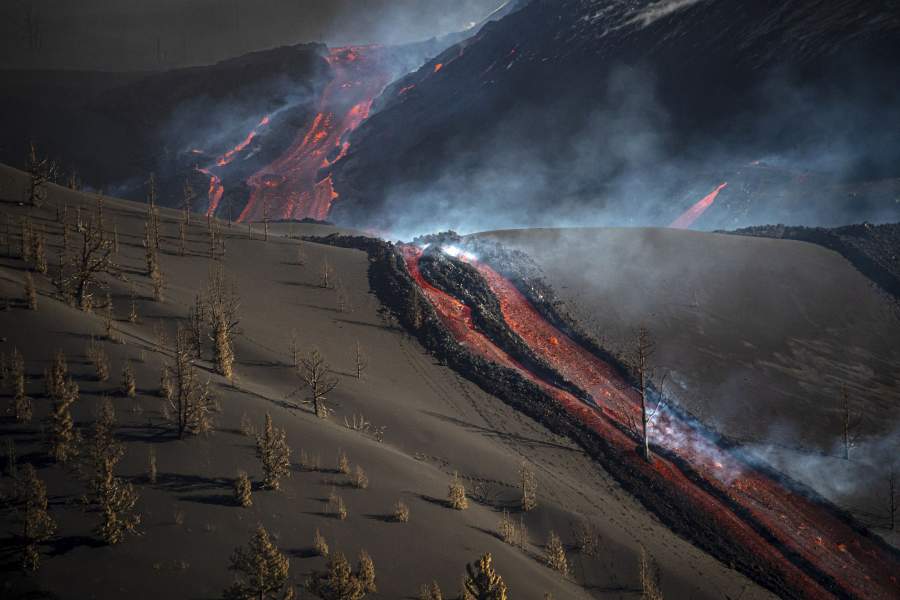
<box><xmin>46</xmin><ymin>535</ymin><xmax>105</xmax><ymax>557</ymax></box>
<box><xmin>180</xmin><ymin>494</ymin><xmax>235</xmax><ymax>507</ymax></box>
<box><xmin>277</xmin><ymin>280</ymin><xmax>323</xmax><ymax>290</ymax></box>
<box><xmin>152</xmin><ymin>472</ymin><xmax>232</xmax><ymax>495</ymax></box>
<box><xmin>362</xmin><ymin>513</ymin><xmax>397</xmax><ymax>523</ymax></box>
<box><xmin>422</xmin><ymin>410</ymin><xmax>583</xmax><ymax>453</ymax></box>
<box><xmin>416</xmin><ymin>493</ymin><xmax>453</xmax><ymax>509</ymax></box>
<box><xmin>114</xmin><ymin>423</ymin><xmax>179</xmax><ymax>444</ymax></box>
<box><xmin>333</xmin><ymin>317</ymin><xmax>403</xmax><ymax>333</ymax></box>
<box><xmin>287</xmin><ymin>547</ymin><xmax>321</xmax><ymax>559</ymax></box>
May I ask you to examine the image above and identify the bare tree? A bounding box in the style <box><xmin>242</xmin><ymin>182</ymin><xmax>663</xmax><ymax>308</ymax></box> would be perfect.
<box><xmin>613</xmin><ymin>327</ymin><xmax>667</xmax><ymax>463</ymax></box>
<box><xmin>182</xmin><ymin>178</ymin><xmax>195</xmax><ymax>225</ymax></box>
<box><xmin>25</xmin><ymin>142</ymin><xmax>56</xmax><ymax>207</ymax></box>
<box><xmin>205</xmin><ymin>267</ymin><xmax>239</xmax><ymax>379</ymax></box>
<box><xmin>165</xmin><ymin>327</ymin><xmax>215</xmax><ymax>438</ymax></box>
<box><xmin>263</xmin><ymin>197</ymin><xmax>270</xmax><ymax>241</ymax></box>
<box><xmin>520</xmin><ymin>460</ymin><xmax>537</xmax><ymax>512</ymax></box>
<box><xmin>839</xmin><ymin>387</ymin><xmax>862</xmax><ymax>460</ymax></box>
<box><xmin>16</xmin><ymin>464</ymin><xmax>56</xmax><ymax>571</ymax></box>
<box><xmin>320</xmin><ymin>258</ymin><xmax>332</xmax><ymax>289</ymax></box>
<box><xmin>354</xmin><ymin>341</ymin><xmax>367</xmax><ymax>379</ymax></box>
<box><xmin>24</xmin><ymin>272</ymin><xmax>37</xmax><ymax>310</ymax></box>
<box><xmin>11</xmin><ymin>348</ymin><xmax>32</xmax><ymax>423</ymax></box>
<box><xmin>292</xmin><ymin>348</ymin><xmax>338</xmax><ymax>418</ymax></box>
<box><xmin>65</xmin><ymin>216</ymin><xmax>117</xmax><ymax>311</ymax></box>
<box><xmin>289</xmin><ymin>330</ymin><xmax>300</xmax><ymax>371</ymax></box>
<box><xmin>188</xmin><ymin>293</ymin><xmax>206</xmax><ymax>359</ymax></box>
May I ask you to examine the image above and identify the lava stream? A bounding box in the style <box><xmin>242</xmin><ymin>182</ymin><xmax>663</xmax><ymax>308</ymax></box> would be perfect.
<box><xmin>197</xmin><ymin>114</ymin><xmax>271</xmax><ymax>217</ymax></box>
<box><xmin>472</xmin><ymin>260</ymin><xmax>898</xmax><ymax>599</ymax></box>
<box><xmin>238</xmin><ymin>46</ymin><xmax>393</xmax><ymax>223</ymax></box>
<box><xmin>402</xmin><ymin>245</ymin><xmax>900</xmax><ymax>600</ymax></box>
<box><xmin>670</xmin><ymin>182</ymin><xmax>728</xmax><ymax>229</ymax></box>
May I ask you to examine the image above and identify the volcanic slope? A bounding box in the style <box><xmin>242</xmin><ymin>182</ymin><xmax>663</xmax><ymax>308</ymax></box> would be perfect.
<box><xmin>0</xmin><ymin>163</ymin><xmax>773</xmax><ymax>599</ymax></box>
<box><xmin>332</xmin><ymin>0</ymin><xmax>900</xmax><ymax>231</ymax></box>
<box><xmin>474</xmin><ymin>227</ymin><xmax>900</xmax><ymax>539</ymax></box>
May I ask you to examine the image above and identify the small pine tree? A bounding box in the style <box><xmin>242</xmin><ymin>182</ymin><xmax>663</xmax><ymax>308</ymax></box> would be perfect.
<box><xmin>147</xmin><ymin>447</ymin><xmax>157</xmax><ymax>484</ymax></box>
<box><xmin>640</xmin><ymin>547</ymin><xmax>664</xmax><ymax>600</ymax></box>
<box><xmin>545</xmin><ymin>531</ymin><xmax>568</xmax><ymax>576</ymax></box>
<box><xmin>47</xmin><ymin>377</ymin><xmax>79</xmax><ymax>463</ymax></box>
<box><xmin>313</xmin><ymin>528</ymin><xmax>329</xmax><ymax>557</ymax></box>
<box><xmin>305</xmin><ymin>551</ymin><xmax>368</xmax><ymax>600</ymax></box>
<box><xmin>159</xmin><ymin>364</ymin><xmax>173</xmax><ymax>401</ymax></box>
<box><xmin>573</xmin><ymin>519</ymin><xmax>600</xmax><ymax>557</ymax></box>
<box><xmin>44</xmin><ymin>349</ymin><xmax>67</xmax><ymax>401</ymax></box>
<box><xmin>128</xmin><ymin>284</ymin><xmax>139</xmax><ymax>323</ymax></box>
<box><xmin>520</xmin><ymin>461</ymin><xmax>537</xmax><ymax>512</ymax></box>
<box><xmin>86</xmin><ymin>338</ymin><xmax>110</xmax><ymax>382</ymax></box>
<box><xmin>327</xmin><ymin>488</ymin><xmax>348</xmax><ymax>521</ymax></box>
<box><xmin>234</xmin><ymin>471</ymin><xmax>253</xmax><ymax>508</ymax></box>
<box><xmin>205</xmin><ymin>266</ymin><xmax>239</xmax><ymax>379</ymax></box>
<box><xmin>25</xmin><ymin>272</ymin><xmax>37</xmax><ymax>310</ymax></box>
<box><xmin>353</xmin><ymin>465</ymin><xmax>369</xmax><ymax>490</ymax></box>
<box><xmin>11</xmin><ymin>348</ymin><xmax>31</xmax><ymax>423</ymax></box>
<box><xmin>224</xmin><ymin>525</ymin><xmax>291</xmax><ymax>600</ymax></box>
<box><xmin>448</xmin><ymin>471</ymin><xmax>468</xmax><ymax>510</ymax></box>
<box><xmin>122</xmin><ymin>362</ymin><xmax>136</xmax><ymax>398</ymax></box>
<box><xmin>337</xmin><ymin>450</ymin><xmax>350</xmax><ymax>475</ymax></box>
<box><xmin>17</xmin><ymin>464</ymin><xmax>57</xmax><ymax>571</ymax></box>
<box><xmin>393</xmin><ymin>500</ymin><xmax>410</xmax><ymax>523</ymax></box>
<box><xmin>32</xmin><ymin>228</ymin><xmax>48</xmax><ymax>274</ymax></box>
<box><xmin>94</xmin><ymin>453</ymin><xmax>141</xmax><ymax>544</ymax></box>
<box><xmin>357</xmin><ymin>550</ymin><xmax>376</xmax><ymax>593</ymax></box>
<box><xmin>464</xmin><ymin>553</ymin><xmax>508</xmax><ymax>600</ymax></box>
<box><xmin>104</xmin><ymin>291</ymin><xmax>115</xmax><ymax>340</ymax></box>
<box><xmin>419</xmin><ymin>581</ymin><xmax>443</xmax><ymax>600</ymax></box>
<box><xmin>256</xmin><ymin>414</ymin><xmax>291</xmax><ymax>490</ymax></box>
<box><xmin>313</xmin><ymin>529</ymin><xmax>328</xmax><ymax>558</ymax></box>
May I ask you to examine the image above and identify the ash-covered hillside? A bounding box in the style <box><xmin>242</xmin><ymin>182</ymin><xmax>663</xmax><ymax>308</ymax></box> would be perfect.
<box><xmin>331</xmin><ymin>0</ymin><xmax>900</xmax><ymax>234</ymax></box>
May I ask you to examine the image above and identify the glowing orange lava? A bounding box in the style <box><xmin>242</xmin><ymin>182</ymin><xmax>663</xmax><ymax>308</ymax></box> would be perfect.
<box><xmin>238</xmin><ymin>46</ymin><xmax>393</xmax><ymax>222</ymax></box>
<box><xmin>670</xmin><ymin>182</ymin><xmax>728</xmax><ymax>229</ymax></box>
<box><xmin>197</xmin><ymin>114</ymin><xmax>271</xmax><ymax>217</ymax></box>
<box><xmin>401</xmin><ymin>244</ymin><xmax>900</xmax><ymax>600</ymax></box>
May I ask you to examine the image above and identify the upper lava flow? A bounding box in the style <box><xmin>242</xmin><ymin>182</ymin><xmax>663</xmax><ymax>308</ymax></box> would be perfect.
<box><xmin>236</xmin><ymin>46</ymin><xmax>393</xmax><ymax>222</ymax></box>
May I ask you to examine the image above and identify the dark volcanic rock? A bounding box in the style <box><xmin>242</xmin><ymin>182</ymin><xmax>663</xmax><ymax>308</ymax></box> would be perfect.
<box><xmin>729</xmin><ymin>222</ymin><xmax>900</xmax><ymax>303</ymax></box>
<box><xmin>331</xmin><ymin>0</ymin><xmax>900</xmax><ymax>231</ymax></box>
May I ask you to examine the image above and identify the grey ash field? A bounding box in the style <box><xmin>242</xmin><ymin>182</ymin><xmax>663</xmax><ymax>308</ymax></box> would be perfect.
<box><xmin>0</xmin><ymin>162</ymin><xmax>897</xmax><ymax>599</ymax></box>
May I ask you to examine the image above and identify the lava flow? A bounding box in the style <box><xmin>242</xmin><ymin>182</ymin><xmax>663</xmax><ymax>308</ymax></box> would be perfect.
<box><xmin>670</xmin><ymin>182</ymin><xmax>728</xmax><ymax>229</ymax></box>
<box><xmin>197</xmin><ymin>114</ymin><xmax>271</xmax><ymax>217</ymax></box>
<box><xmin>238</xmin><ymin>47</ymin><xmax>393</xmax><ymax>222</ymax></box>
<box><xmin>401</xmin><ymin>244</ymin><xmax>900</xmax><ymax>600</ymax></box>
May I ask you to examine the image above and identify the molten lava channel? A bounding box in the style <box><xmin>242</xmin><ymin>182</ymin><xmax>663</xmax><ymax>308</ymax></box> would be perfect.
<box><xmin>402</xmin><ymin>244</ymin><xmax>900</xmax><ymax>600</ymax></box>
<box><xmin>237</xmin><ymin>47</ymin><xmax>393</xmax><ymax>223</ymax></box>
